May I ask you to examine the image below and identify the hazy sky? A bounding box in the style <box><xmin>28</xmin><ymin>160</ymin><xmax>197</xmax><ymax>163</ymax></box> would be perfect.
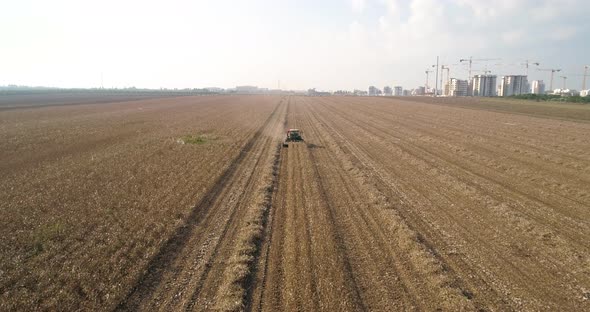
<box><xmin>1</xmin><ymin>0</ymin><xmax>588</xmax><ymax>91</ymax></box>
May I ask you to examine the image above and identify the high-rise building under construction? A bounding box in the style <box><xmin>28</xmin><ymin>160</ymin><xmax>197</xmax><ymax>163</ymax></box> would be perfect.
<box><xmin>448</xmin><ymin>78</ymin><xmax>468</xmax><ymax>96</ymax></box>
<box><xmin>472</xmin><ymin>75</ymin><xmax>497</xmax><ymax>97</ymax></box>
<box><xmin>500</xmin><ymin>75</ymin><xmax>529</xmax><ymax>96</ymax></box>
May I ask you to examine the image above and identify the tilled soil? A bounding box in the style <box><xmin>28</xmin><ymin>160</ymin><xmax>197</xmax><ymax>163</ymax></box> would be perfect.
<box><xmin>0</xmin><ymin>95</ymin><xmax>280</xmax><ymax>310</ymax></box>
<box><xmin>251</xmin><ymin>98</ymin><xmax>474</xmax><ymax>311</ymax></box>
<box><xmin>2</xmin><ymin>95</ymin><xmax>589</xmax><ymax>311</ymax></box>
<box><xmin>117</xmin><ymin>95</ymin><xmax>288</xmax><ymax>311</ymax></box>
<box><xmin>251</xmin><ymin>96</ymin><xmax>590</xmax><ymax>311</ymax></box>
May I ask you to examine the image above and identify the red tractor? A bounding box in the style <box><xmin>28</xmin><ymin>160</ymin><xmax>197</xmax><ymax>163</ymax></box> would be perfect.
<box><xmin>282</xmin><ymin>129</ymin><xmax>303</xmax><ymax>147</ymax></box>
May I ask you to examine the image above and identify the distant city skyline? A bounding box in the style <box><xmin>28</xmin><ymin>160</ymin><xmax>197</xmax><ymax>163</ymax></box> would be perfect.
<box><xmin>1</xmin><ymin>0</ymin><xmax>588</xmax><ymax>91</ymax></box>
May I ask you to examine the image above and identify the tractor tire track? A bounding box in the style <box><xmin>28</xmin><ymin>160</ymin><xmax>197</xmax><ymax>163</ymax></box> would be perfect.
<box><xmin>308</xmin><ymin>96</ymin><xmax>590</xmax><ymax>310</ymax></box>
<box><xmin>251</xmin><ymin>96</ymin><xmax>474</xmax><ymax>311</ymax></box>
<box><xmin>300</xmin><ymin>97</ymin><xmax>475</xmax><ymax>310</ymax></box>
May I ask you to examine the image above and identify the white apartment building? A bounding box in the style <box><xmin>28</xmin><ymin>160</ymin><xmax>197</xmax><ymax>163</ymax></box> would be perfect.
<box><xmin>383</xmin><ymin>86</ymin><xmax>393</xmax><ymax>96</ymax></box>
<box><xmin>448</xmin><ymin>78</ymin><xmax>468</xmax><ymax>96</ymax></box>
<box><xmin>368</xmin><ymin>86</ymin><xmax>380</xmax><ymax>96</ymax></box>
<box><xmin>500</xmin><ymin>75</ymin><xmax>528</xmax><ymax>96</ymax></box>
<box><xmin>472</xmin><ymin>75</ymin><xmax>497</xmax><ymax>97</ymax></box>
<box><xmin>394</xmin><ymin>86</ymin><xmax>403</xmax><ymax>96</ymax></box>
<box><xmin>531</xmin><ymin>80</ymin><xmax>545</xmax><ymax>94</ymax></box>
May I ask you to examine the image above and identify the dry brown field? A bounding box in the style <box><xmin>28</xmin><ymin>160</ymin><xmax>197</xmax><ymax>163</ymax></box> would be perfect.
<box><xmin>1</xmin><ymin>94</ymin><xmax>589</xmax><ymax>311</ymax></box>
<box><xmin>0</xmin><ymin>92</ymin><xmax>180</xmax><ymax>110</ymax></box>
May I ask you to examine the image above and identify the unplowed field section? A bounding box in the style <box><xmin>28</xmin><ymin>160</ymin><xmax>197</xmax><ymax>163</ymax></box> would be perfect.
<box><xmin>0</xmin><ymin>95</ymin><xmax>282</xmax><ymax>310</ymax></box>
<box><xmin>251</xmin><ymin>96</ymin><xmax>590</xmax><ymax>311</ymax></box>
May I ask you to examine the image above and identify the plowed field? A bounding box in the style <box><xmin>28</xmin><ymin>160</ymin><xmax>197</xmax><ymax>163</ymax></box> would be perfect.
<box><xmin>1</xmin><ymin>95</ymin><xmax>589</xmax><ymax>311</ymax></box>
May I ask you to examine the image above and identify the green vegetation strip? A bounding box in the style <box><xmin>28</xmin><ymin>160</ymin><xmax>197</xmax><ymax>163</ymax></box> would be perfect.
<box><xmin>179</xmin><ymin>134</ymin><xmax>215</xmax><ymax>145</ymax></box>
<box><xmin>511</xmin><ymin>94</ymin><xmax>590</xmax><ymax>104</ymax></box>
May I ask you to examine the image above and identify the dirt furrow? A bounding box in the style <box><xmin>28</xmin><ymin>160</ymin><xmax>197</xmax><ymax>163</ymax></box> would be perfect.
<box><xmin>321</xmin><ymin>99</ymin><xmax>590</xmax><ymax>263</ymax></box>
<box><xmin>337</xmin><ymin>98</ymin><xmax>590</xmax><ymax>214</ymax></box>
<box><xmin>318</xmin><ymin>97</ymin><xmax>590</xmax><ymax>270</ymax></box>
<box><xmin>250</xmin><ymin>97</ymin><xmax>477</xmax><ymax>311</ymax></box>
<box><xmin>345</xmin><ymin>97</ymin><xmax>590</xmax><ymax>163</ymax></box>
<box><xmin>300</xmin><ymin>97</ymin><xmax>477</xmax><ymax>310</ymax></box>
<box><xmin>321</xmin><ymin>97</ymin><xmax>590</xmax><ymax>212</ymax></box>
<box><xmin>191</xmin><ymin>96</ymin><xmax>287</xmax><ymax>311</ymax></box>
<box><xmin>308</xmin><ymin>96</ymin><xmax>590</xmax><ymax>310</ymax></box>
<box><xmin>254</xmin><ymin>101</ymin><xmax>361</xmax><ymax>311</ymax></box>
<box><xmin>308</xmin><ymin>101</ymin><xmax>513</xmax><ymax>309</ymax></box>
<box><xmin>246</xmin><ymin>142</ymin><xmax>287</xmax><ymax>312</ymax></box>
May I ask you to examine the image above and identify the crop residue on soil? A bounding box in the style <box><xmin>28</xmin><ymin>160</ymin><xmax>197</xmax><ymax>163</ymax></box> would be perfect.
<box><xmin>1</xmin><ymin>94</ymin><xmax>589</xmax><ymax>311</ymax></box>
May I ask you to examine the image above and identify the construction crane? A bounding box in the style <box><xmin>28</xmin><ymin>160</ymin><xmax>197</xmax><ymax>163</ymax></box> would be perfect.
<box><xmin>559</xmin><ymin>76</ymin><xmax>568</xmax><ymax>89</ymax></box>
<box><xmin>584</xmin><ymin>65</ymin><xmax>589</xmax><ymax>90</ymax></box>
<box><xmin>563</xmin><ymin>67</ymin><xmax>589</xmax><ymax>90</ymax></box>
<box><xmin>537</xmin><ymin>68</ymin><xmax>561</xmax><ymax>91</ymax></box>
<box><xmin>521</xmin><ymin>60</ymin><xmax>540</xmax><ymax>76</ymax></box>
<box><xmin>471</xmin><ymin>69</ymin><xmax>492</xmax><ymax>75</ymax></box>
<box><xmin>459</xmin><ymin>57</ymin><xmax>501</xmax><ymax>83</ymax></box>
